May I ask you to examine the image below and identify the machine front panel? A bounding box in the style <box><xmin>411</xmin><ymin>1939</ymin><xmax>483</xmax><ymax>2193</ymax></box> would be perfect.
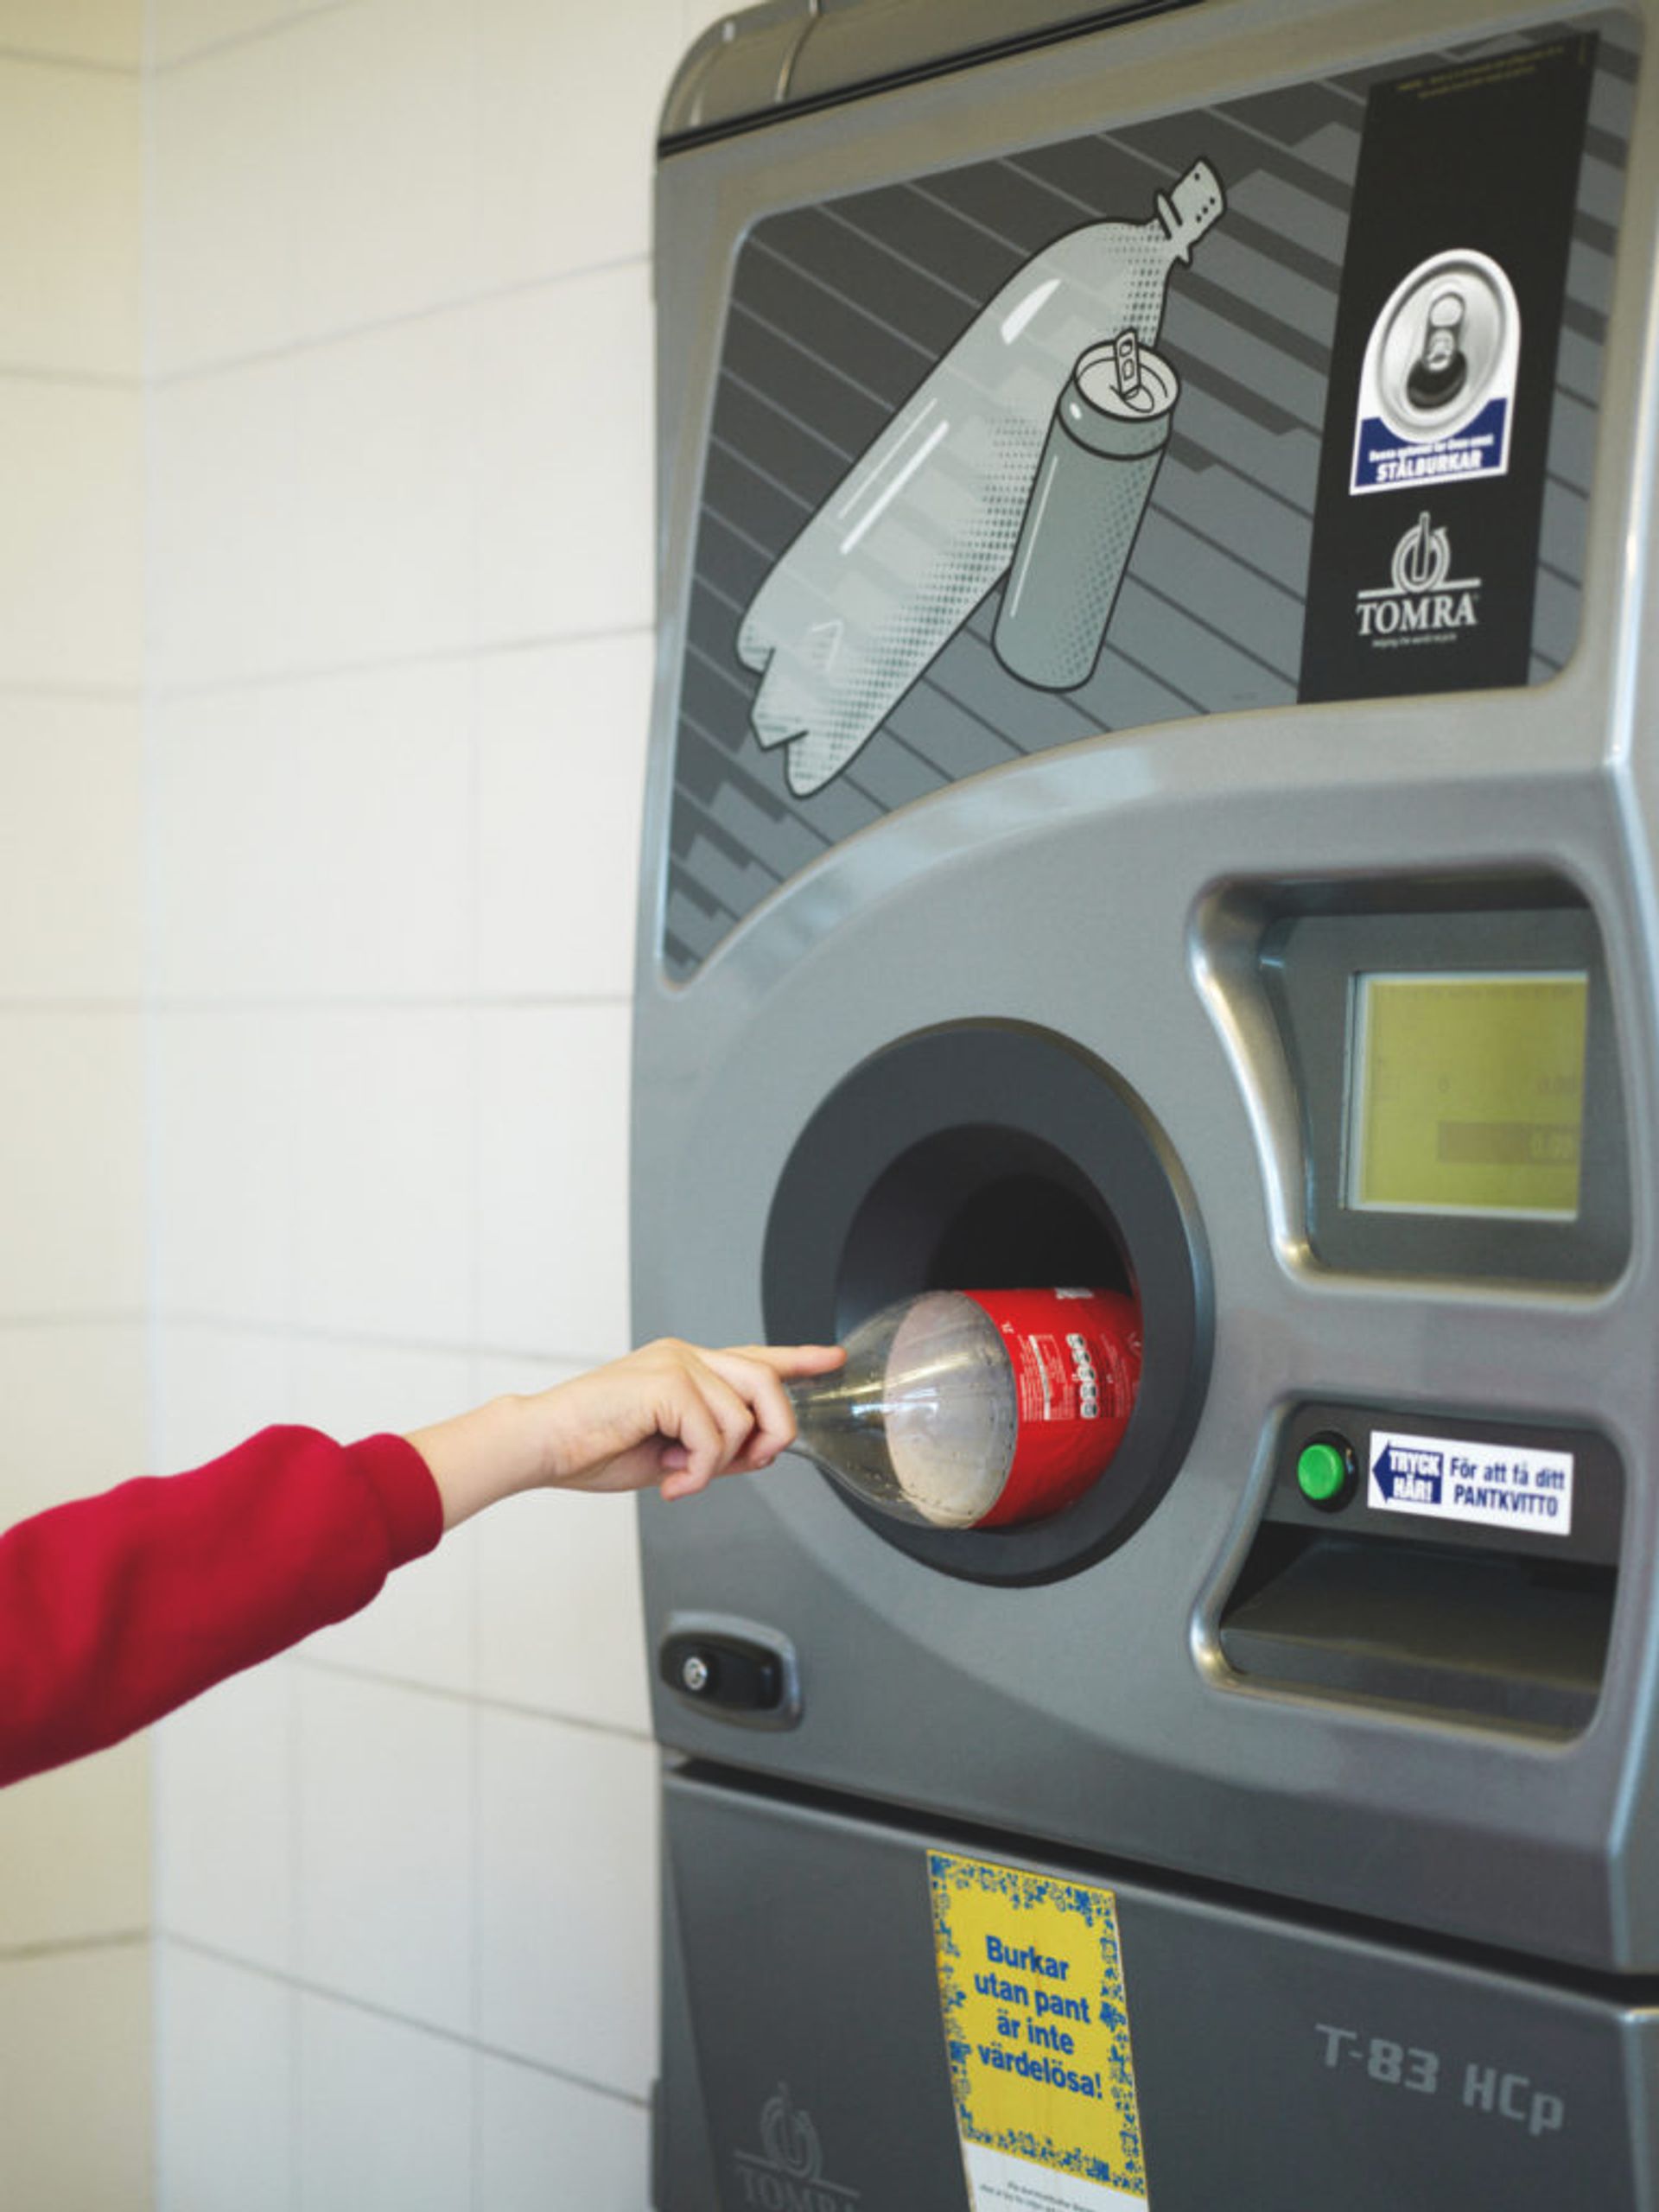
<box><xmin>636</xmin><ymin>19</ymin><xmax>1659</xmax><ymax>2196</ymax></box>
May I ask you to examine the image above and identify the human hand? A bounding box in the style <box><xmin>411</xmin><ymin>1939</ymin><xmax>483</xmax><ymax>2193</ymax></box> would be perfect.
<box><xmin>526</xmin><ymin>1337</ymin><xmax>846</xmax><ymax>1502</ymax></box>
<box><xmin>407</xmin><ymin>1338</ymin><xmax>845</xmax><ymax>1529</ymax></box>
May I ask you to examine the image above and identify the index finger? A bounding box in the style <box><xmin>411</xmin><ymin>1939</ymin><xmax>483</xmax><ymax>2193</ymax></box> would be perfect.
<box><xmin>729</xmin><ymin>1342</ymin><xmax>846</xmax><ymax>1379</ymax></box>
<box><xmin>701</xmin><ymin>1343</ymin><xmax>843</xmax><ymax>1467</ymax></box>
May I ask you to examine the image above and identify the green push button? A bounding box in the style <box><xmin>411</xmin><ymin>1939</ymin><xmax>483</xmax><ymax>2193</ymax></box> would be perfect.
<box><xmin>1296</xmin><ymin>1440</ymin><xmax>1350</xmax><ymax>1505</ymax></box>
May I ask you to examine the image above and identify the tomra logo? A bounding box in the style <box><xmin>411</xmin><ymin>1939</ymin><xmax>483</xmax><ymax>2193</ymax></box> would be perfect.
<box><xmin>733</xmin><ymin>2084</ymin><xmax>862</xmax><ymax>2210</ymax></box>
<box><xmin>1356</xmin><ymin>510</ymin><xmax>1481</xmax><ymax>644</ymax></box>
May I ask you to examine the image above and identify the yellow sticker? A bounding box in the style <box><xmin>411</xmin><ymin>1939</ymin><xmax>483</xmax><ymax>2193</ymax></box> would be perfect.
<box><xmin>930</xmin><ymin>1851</ymin><xmax>1149</xmax><ymax>2211</ymax></box>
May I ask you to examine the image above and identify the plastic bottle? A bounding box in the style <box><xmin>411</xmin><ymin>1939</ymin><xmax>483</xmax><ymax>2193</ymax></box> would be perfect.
<box><xmin>737</xmin><ymin>159</ymin><xmax>1224</xmax><ymax>797</ymax></box>
<box><xmin>786</xmin><ymin>1287</ymin><xmax>1141</xmax><ymax>1530</ymax></box>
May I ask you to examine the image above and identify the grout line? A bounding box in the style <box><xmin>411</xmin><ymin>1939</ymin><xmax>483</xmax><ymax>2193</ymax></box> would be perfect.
<box><xmin>0</xmin><ymin>361</ymin><xmax>140</xmax><ymax>391</ymax></box>
<box><xmin>0</xmin><ymin>1928</ymin><xmax>149</xmax><ymax>1965</ymax></box>
<box><xmin>0</xmin><ymin>999</ymin><xmax>149</xmax><ymax>1014</ymax></box>
<box><xmin>153</xmin><ymin>1313</ymin><xmax>631</xmax><ymax>1375</ymax></box>
<box><xmin>0</xmin><ymin>678</ymin><xmax>140</xmax><ymax>703</ymax></box>
<box><xmin>464</xmin><ymin>413</ymin><xmax>487</xmax><ymax>2207</ymax></box>
<box><xmin>148</xmin><ymin>0</ymin><xmax>352</xmax><ymax>79</ymax></box>
<box><xmin>0</xmin><ymin>1311</ymin><xmax>147</xmax><ymax>1331</ymax></box>
<box><xmin>159</xmin><ymin>1932</ymin><xmax>652</xmax><ymax>2112</ymax></box>
<box><xmin>150</xmin><ymin>621</ymin><xmax>652</xmax><ymax>702</ymax></box>
<box><xmin>0</xmin><ymin>43</ymin><xmax>137</xmax><ymax>78</ymax></box>
<box><xmin>285</xmin><ymin>1642</ymin><xmax>303</xmax><ymax>2212</ymax></box>
<box><xmin>144</xmin><ymin>992</ymin><xmax>632</xmax><ymax>1014</ymax></box>
<box><xmin>291</xmin><ymin>1652</ymin><xmax>655</xmax><ymax>1746</ymax></box>
<box><xmin>149</xmin><ymin>251</ymin><xmax>649</xmax><ymax>392</ymax></box>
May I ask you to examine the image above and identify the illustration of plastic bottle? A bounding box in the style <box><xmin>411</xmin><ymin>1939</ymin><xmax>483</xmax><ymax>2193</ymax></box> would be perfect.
<box><xmin>994</xmin><ymin>327</ymin><xmax>1180</xmax><ymax>690</ymax></box>
<box><xmin>737</xmin><ymin>160</ymin><xmax>1224</xmax><ymax>797</ymax></box>
<box><xmin>786</xmin><ymin>1287</ymin><xmax>1141</xmax><ymax>1530</ymax></box>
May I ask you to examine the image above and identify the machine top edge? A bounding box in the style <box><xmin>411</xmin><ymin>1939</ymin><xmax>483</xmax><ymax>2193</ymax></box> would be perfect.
<box><xmin>658</xmin><ymin>0</ymin><xmax>1211</xmax><ymax>152</ymax></box>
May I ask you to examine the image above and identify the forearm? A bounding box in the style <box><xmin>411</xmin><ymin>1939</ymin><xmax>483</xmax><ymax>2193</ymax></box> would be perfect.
<box><xmin>404</xmin><ymin>1395</ymin><xmax>549</xmax><ymax>1530</ymax></box>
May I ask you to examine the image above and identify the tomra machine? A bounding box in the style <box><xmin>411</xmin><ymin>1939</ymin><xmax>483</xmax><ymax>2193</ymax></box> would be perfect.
<box><xmin>632</xmin><ymin>3</ymin><xmax>1659</xmax><ymax>2206</ymax></box>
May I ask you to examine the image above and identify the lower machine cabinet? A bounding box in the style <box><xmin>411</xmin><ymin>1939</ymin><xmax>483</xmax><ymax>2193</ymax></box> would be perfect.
<box><xmin>655</xmin><ymin>1767</ymin><xmax>1659</xmax><ymax>2212</ymax></box>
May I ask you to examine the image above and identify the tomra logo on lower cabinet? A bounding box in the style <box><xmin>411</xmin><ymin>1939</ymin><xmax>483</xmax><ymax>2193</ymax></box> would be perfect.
<box><xmin>1355</xmin><ymin>510</ymin><xmax>1483</xmax><ymax>644</ymax></box>
<box><xmin>733</xmin><ymin>2085</ymin><xmax>862</xmax><ymax>2211</ymax></box>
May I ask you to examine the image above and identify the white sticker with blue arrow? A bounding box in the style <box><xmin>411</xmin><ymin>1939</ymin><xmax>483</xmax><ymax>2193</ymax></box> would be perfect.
<box><xmin>1368</xmin><ymin>1429</ymin><xmax>1573</xmax><ymax>1537</ymax></box>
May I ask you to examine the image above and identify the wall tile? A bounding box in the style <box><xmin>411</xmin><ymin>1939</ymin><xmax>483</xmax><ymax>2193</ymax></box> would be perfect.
<box><xmin>289</xmin><ymin>1009</ymin><xmax>474</xmax><ymax>1344</ymax></box>
<box><xmin>472</xmin><ymin>265</ymin><xmax>654</xmax><ymax>648</ymax></box>
<box><xmin>149</xmin><ymin>0</ymin><xmax>340</xmax><ymax>69</ymax></box>
<box><xmin>0</xmin><ymin>694</ymin><xmax>143</xmax><ymax>999</ymax></box>
<box><xmin>297</xmin><ymin>1991</ymin><xmax>472</xmax><ymax>2212</ymax></box>
<box><xmin>155</xmin><ymin>1944</ymin><xmax>295</xmax><ymax>2212</ymax></box>
<box><xmin>289</xmin><ymin>1337</ymin><xmax>476</xmax><ymax>1694</ymax></box>
<box><xmin>475</xmin><ymin>1355</ymin><xmax>650</xmax><ymax>1736</ymax></box>
<box><xmin>476</xmin><ymin>2051</ymin><xmax>650</xmax><ymax>2212</ymax></box>
<box><xmin>149</xmin><ymin>1013</ymin><xmax>300</xmax><ymax>1326</ymax></box>
<box><xmin>0</xmin><ymin>378</ymin><xmax>139</xmax><ymax>688</ymax></box>
<box><xmin>0</xmin><ymin>1736</ymin><xmax>148</xmax><ymax>1951</ymax></box>
<box><xmin>293</xmin><ymin>310</ymin><xmax>474</xmax><ymax>672</ymax></box>
<box><xmin>286</xmin><ymin>1335</ymin><xmax>474</xmax><ymax>1452</ymax></box>
<box><xmin>143</xmin><ymin>0</ymin><xmax>686</xmax><ymax>2197</ymax></box>
<box><xmin>0</xmin><ymin>1942</ymin><xmax>151</xmax><ymax>2209</ymax></box>
<box><xmin>475</xmin><ymin>634</ymin><xmax>651</xmax><ymax>1000</ymax></box>
<box><xmin>476</xmin><ymin>1708</ymin><xmax>657</xmax><ymax>2096</ymax></box>
<box><xmin>290</xmin><ymin>0</ymin><xmax>474</xmax><ymax>339</ymax></box>
<box><xmin>0</xmin><ymin>60</ymin><xmax>138</xmax><ymax>373</ymax></box>
<box><xmin>155</xmin><ymin>1009</ymin><xmax>474</xmax><ymax>1345</ymax></box>
<box><xmin>145</xmin><ymin>16</ymin><xmax>303</xmax><ymax>371</ymax></box>
<box><xmin>296</xmin><ymin>1670</ymin><xmax>473</xmax><ymax>2034</ymax></box>
<box><xmin>472</xmin><ymin>0</ymin><xmax>686</xmax><ymax>291</ymax></box>
<box><xmin>0</xmin><ymin>1321</ymin><xmax>146</xmax><ymax>1519</ymax></box>
<box><xmin>0</xmin><ymin>1</ymin><xmax>142</xmax><ymax>67</ymax></box>
<box><xmin>148</xmin><ymin>354</ymin><xmax>301</xmax><ymax>687</ymax></box>
<box><xmin>149</xmin><ymin>1324</ymin><xmax>296</xmax><ymax>1475</ymax></box>
<box><xmin>0</xmin><ymin>1012</ymin><xmax>144</xmax><ymax>1318</ymax></box>
<box><xmin>153</xmin><ymin>1659</ymin><xmax>296</xmax><ymax>1971</ymax></box>
<box><xmin>475</xmin><ymin>1005</ymin><xmax>632</xmax><ymax>1362</ymax></box>
<box><xmin>151</xmin><ymin>662</ymin><xmax>473</xmax><ymax>1002</ymax></box>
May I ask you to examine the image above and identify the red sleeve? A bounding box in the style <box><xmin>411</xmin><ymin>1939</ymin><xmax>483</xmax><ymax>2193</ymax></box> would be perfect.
<box><xmin>0</xmin><ymin>1427</ymin><xmax>443</xmax><ymax>1788</ymax></box>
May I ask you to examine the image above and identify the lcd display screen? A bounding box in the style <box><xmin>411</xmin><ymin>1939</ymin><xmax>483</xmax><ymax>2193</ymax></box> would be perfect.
<box><xmin>1348</xmin><ymin>971</ymin><xmax>1589</xmax><ymax>1218</ymax></box>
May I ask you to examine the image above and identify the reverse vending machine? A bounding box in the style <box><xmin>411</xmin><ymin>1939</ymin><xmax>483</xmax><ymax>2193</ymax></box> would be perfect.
<box><xmin>632</xmin><ymin>3</ymin><xmax>1659</xmax><ymax>2204</ymax></box>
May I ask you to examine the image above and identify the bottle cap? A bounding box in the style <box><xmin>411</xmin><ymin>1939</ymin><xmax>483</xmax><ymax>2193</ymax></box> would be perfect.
<box><xmin>1158</xmin><ymin>160</ymin><xmax>1226</xmax><ymax>263</ymax></box>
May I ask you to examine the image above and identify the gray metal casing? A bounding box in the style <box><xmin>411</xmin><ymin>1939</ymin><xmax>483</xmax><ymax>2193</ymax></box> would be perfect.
<box><xmin>634</xmin><ymin>0</ymin><xmax>1659</xmax><ymax>2018</ymax></box>
<box><xmin>658</xmin><ymin>1770</ymin><xmax>1659</xmax><ymax>2210</ymax></box>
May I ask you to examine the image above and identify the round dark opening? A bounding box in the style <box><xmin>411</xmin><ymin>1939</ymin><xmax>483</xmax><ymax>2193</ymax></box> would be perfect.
<box><xmin>763</xmin><ymin>1020</ymin><xmax>1211</xmax><ymax>1585</ymax></box>
<box><xmin>838</xmin><ymin>1135</ymin><xmax>1135</xmax><ymax>1337</ymax></box>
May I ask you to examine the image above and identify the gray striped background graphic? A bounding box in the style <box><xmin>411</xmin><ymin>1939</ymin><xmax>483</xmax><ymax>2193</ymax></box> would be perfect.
<box><xmin>663</xmin><ymin>18</ymin><xmax>1635</xmax><ymax>978</ymax></box>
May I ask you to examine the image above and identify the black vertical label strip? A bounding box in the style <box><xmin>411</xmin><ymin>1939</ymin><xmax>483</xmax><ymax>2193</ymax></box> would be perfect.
<box><xmin>1299</xmin><ymin>37</ymin><xmax>1598</xmax><ymax>702</ymax></box>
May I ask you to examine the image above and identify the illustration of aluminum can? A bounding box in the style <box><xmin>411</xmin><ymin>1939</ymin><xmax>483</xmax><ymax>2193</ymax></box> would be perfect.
<box><xmin>993</xmin><ymin>329</ymin><xmax>1179</xmax><ymax>691</ymax></box>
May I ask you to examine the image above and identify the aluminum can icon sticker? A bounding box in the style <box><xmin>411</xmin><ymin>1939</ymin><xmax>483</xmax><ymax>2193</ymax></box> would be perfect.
<box><xmin>1351</xmin><ymin>247</ymin><xmax>1521</xmax><ymax>494</ymax></box>
<box><xmin>994</xmin><ymin>330</ymin><xmax>1179</xmax><ymax>693</ymax></box>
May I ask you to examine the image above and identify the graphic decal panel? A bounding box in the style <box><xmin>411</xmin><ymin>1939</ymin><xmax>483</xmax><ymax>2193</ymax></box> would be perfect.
<box><xmin>664</xmin><ymin>19</ymin><xmax>1636</xmax><ymax>977</ymax></box>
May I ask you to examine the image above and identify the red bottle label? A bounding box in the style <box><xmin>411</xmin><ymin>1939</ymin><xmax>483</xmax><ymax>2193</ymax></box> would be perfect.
<box><xmin>963</xmin><ymin>1287</ymin><xmax>1142</xmax><ymax>1528</ymax></box>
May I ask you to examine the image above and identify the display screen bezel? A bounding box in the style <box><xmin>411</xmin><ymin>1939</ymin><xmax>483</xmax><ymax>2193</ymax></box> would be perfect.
<box><xmin>1261</xmin><ymin>899</ymin><xmax>1627</xmax><ymax>1287</ymax></box>
<box><xmin>1344</xmin><ymin>967</ymin><xmax>1591</xmax><ymax>1222</ymax></box>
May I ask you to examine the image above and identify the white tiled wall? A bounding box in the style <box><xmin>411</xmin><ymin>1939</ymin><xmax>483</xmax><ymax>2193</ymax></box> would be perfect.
<box><xmin>0</xmin><ymin>6</ymin><xmax>150</xmax><ymax>2204</ymax></box>
<box><xmin>145</xmin><ymin>2</ymin><xmax>696</xmax><ymax>2205</ymax></box>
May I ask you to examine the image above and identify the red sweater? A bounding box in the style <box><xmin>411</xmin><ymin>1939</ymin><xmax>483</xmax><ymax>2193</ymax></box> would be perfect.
<box><xmin>0</xmin><ymin>1427</ymin><xmax>443</xmax><ymax>1788</ymax></box>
